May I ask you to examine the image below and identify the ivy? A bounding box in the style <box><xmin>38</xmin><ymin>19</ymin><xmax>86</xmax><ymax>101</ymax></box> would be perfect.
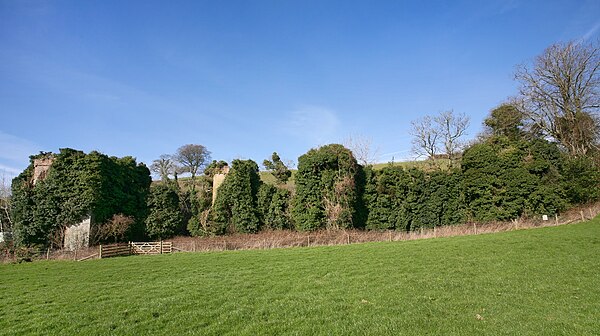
<box><xmin>293</xmin><ymin>144</ymin><xmax>361</xmax><ymax>231</ymax></box>
<box><xmin>212</xmin><ymin>160</ymin><xmax>262</xmax><ymax>233</ymax></box>
<box><xmin>11</xmin><ymin>149</ymin><xmax>151</xmax><ymax>247</ymax></box>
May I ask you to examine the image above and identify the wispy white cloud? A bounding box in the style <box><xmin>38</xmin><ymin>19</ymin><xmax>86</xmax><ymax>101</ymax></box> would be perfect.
<box><xmin>582</xmin><ymin>21</ymin><xmax>600</xmax><ymax>41</ymax></box>
<box><xmin>0</xmin><ymin>131</ymin><xmax>43</xmax><ymax>174</ymax></box>
<box><xmin>0</xmin><ymin>164</ymin><xmax>21</xmax><ymax>176</ymax></box>
<box><xmin>283</xmin><ymin>106</ymin><xmax>341</xmax><ymax>145</ymax></box>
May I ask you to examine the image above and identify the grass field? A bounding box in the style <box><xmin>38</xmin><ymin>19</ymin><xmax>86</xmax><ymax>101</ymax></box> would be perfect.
<box><xmin>1</xmin><ymin>218</ymin><xmax>599</xmax><ymax>335</ymax></box>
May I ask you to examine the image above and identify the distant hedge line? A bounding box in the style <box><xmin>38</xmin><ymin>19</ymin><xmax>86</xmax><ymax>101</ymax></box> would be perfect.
<box><xmin>205</xmin><ymin>137</ymin><xmax>598</xmax><ymax>235</ymax></box>
<box><xmin>10</xmin><ymin>136</ymin><xmax>600</xmax><ymax>246</ymax></box>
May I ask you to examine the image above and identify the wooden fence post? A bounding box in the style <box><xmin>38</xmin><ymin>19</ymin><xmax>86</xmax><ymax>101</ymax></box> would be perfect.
<box><xmin>192</xmin><ymin>241</ymin><xmax>196</xmax><ymax>252</ymax></box>
<box><xmin>160</xmin><ymin>240</ymin><xmax>163</xmax><ymax>254</ymax></box>
<box><xmin>347</xmin><ymin>233</ymin><xmax>350</xmax><ymax>245</ymax></box>
<box><xmin>307</xmin><ymin>235</ymin><xmax>310</xmax><ymax>247</ymax></box>
<box><xmin>581</xmin><ymin>211</ymin><xmax>585</xmax><ymax>221</ymax></box>
<box><xmin>555</xmin><ymin>214</ymin><xmax>558</xmax><ymax>226</ymax></box>
<box><xmin>473</xmin><ymin>223</ymin><xmax>477</xmax><ymax>235</ymax></box>
<box><xmin>433</xmin><ymin>226</ymin><xmax>437</xmax><ymax>238</ymax></box>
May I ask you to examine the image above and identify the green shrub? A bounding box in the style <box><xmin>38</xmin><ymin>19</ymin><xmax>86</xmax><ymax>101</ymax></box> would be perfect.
<box><xmin>11</xmin><ymin>149</ymin><xmax>151</xmax><ymax>247</ymax></box>
<box><xmin>145</xmin><ymin>184</ymin><xmax>184</xmax><ymax>239</ymax></box>
<box><xmin>258</xmin><ymin>184</ymin><xmax>292</xmax><ymax>229</ymax></box>
<box><xmin>293</xmin><ymin>144</ymin><xmax>361</xmax><ymax>231</ymax></box>
<box><xmin>213</xmin><ymin>160</ymin><xmax>262</xmax><ymax>233</ymax></box>
<box><xmin>462</xmin><ymin>137</ymin><xmax>566</xmax><ymax>221</ymax></box>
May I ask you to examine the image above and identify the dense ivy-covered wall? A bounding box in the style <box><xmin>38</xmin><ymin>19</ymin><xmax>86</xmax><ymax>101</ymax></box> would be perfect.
<box><xmin>363</xmin><ymin>166</ymin><xmax>465</xmax><ymax>231</ymax></box>
<box><xmin>145</xmin><ymin>184</ymin><xmax>184</xmax><ymax>239</ymax></box>
<box><xmin>292</xmin><ymin>144</ymin><xmax>361</xmax><ymax>231</ymax></box>
<box><xmin>462</xmin><ymin>137</ymin><xmax>567</xmax><ymax>221</ymax></box>
<box><xmin>11</xmin><ymin>148</ymin><xmax>151</xmax><ymax>246</ymax></box>
<box><xmin>212</xmin><ymin>159</ymin><xmax>262</xmax><ymax>234</ymax></box>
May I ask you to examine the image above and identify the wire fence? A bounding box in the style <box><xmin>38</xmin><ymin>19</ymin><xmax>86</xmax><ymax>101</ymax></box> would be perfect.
<box><xmin>2</xmin><ymin>201</ymin><xmax>599</xmax><ymax>263</ymax></box>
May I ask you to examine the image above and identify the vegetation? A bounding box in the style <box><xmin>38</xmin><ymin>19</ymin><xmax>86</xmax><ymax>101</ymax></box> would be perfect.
<box><xmin>11</xmin><ymin>149</ymin><xmax>151</xmax><ymax>247</ymax></box>
<box><xmin>364</xmin><ymin>166</ymin><xmax>464</xmax><ymax>231</ymax></box>
<box><xmin>293</xmin><ymin>144</ymin><xmax>362</xmax><ymax>231</ymax></box>
<box><xmin>145</xmin><ymin>184</ymin><xmax>184</xmax><ymax>239</ymax></box>
<box><xmin>515</xmin><ymin>40</ymin><xmax>599</xmax><ymax>157</ymax></box>
<box><xmin>462</xmin><ymin>136</ymin><xmax>566</xmax><ymax>221</ymax></box>
<box><xmin>7</xmin><ymin>40</ymin><xmax>600</xmax><ymax>246</ymax></box>
<box><xmin>213</xmin><ymin>160</ymin><xmax>263</xmax><ymax>234</ymax></box>
<box><xmin>262</xmin><ymin>152</ymin><xmax>292</xmax><ymax>184</ymax></box>
<box><xmin>1</xmin><ymin>219</ymin><xmax>599</xmax><ymax>335</ymax></box>
<box><xmin>410</xmin><ymin>110</ymin><xmax>470</xmax><ymax>168</ymax></box>
<box><xmin>174</xmin><ymin>144</ymin><xmax>211</xmax><ymax>191</ymax></box>
<box><xmin>257</xmin><ymin>184</ymin><xmax>292</xmax><ymax>230</ymax></box>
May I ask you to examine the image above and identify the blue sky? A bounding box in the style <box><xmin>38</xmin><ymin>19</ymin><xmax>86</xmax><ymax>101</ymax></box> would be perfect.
<box><xmin>1</xmin><ymin>0</ymin><xmax>599</xmax><ymax>177</ymax></box>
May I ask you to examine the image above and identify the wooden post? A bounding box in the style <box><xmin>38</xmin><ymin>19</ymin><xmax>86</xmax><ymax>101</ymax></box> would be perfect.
<box><xmin>473</xmin><ymin>223</ymin><xmax>477</xmax><ymax>235</ymax></box>
<box><xmin>555</xmin><ymin>214</ymin><xmax>558</xmax><ymax>226</ymax></box>
<box><xmin>99</xmin><ymin>245</ymin><xmax>102</xmax><ymax>259</ymax></box>
<box><xmin>307</xmin><ymin>235</ymin><xmax>310</xmax><ymax>247</ymax></box>
<box><xmin>74</xmin><ymin>249</ymin><xmax>78</xmax><ymax>261</ymax></box>
<box><xmin>347</xmin><ymin>233</ymin><xmax>350</xmax><ymax>245</ymax></box>
<box><xmin>388</xmin><ymin>231</ymin><xmax>392</xmax><ymax>242</ymax></box>
<box><xmin>433</xmin><ymin>226</ymin><xmax>437</xmax><ymax>238</ymax></box>
<box><xmin>223</xmin><ymin>241</ymin><xmax>227</xmax><ymax>250</ymax></box>
<box><xmin>192</xmin><ymin>241</ymin><xmax>196</xmax><ymax>252</ymax></box>
<box><xmin>581</xmin><ymin>210</ymin><xmax>585</xmax><ymax>221</ymax></box>
<box><xmin>160</xmin><ymin>240</ymin><xmax>163</xmax><ymax>254</ymax></box>
<box><xmin>590</xmin><ymin>209</ymin><xmax>594</xmax><ymax>219</ymax></box>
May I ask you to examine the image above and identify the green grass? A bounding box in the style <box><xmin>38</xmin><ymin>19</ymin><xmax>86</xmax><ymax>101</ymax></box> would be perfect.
<box><xmin>2</xmin><ymin>219</ymin><xmax>599</xmax><ymax>335</ymax></box>
<box><xmin>371</xmin><ymin>158</ymin><xmax>452</xmax><ymax>171</ymax></box>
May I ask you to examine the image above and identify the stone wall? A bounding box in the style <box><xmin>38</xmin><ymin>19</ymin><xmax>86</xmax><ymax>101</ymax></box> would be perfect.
<box><xmin>212</xmin><ymin>165</ymin><xmax>230</xmax><ymax>203</ymax></box>
<box><xmin>64</xmin><ymin>217</ymin><xmax>91</xmax><ymax>251</ymax></box>
<box><xmin>212</xmin><ymin>174</ymin><xmax>227</xmax><ymax>203</ymax></box>
<box><xmin>33</xmin><ymin>157</ymin><xmax>54</xmax><ymax>185</ymax></box>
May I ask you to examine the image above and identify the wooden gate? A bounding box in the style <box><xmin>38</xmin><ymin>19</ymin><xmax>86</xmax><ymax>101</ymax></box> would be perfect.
<box><xmin>99</xmin><ymin>242</ymin><xmax>172</xmax><ymax>258</ymax></box>
<box><xmin>130</xmin><ymin>241</ymin><xmax>172</xmax><ymax>255</ymax></box>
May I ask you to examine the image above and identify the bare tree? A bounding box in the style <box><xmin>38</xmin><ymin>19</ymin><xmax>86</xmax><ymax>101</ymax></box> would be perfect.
<box><xmin>435</xmin><ymin>110</ymin><xmax>470</xmax><ymax>166</ymax></box>
<box><xmin>343</xmin><ymin>134</ymin><xmax>381</xmax><ymax>166</ymax></box>
<box><xmin>174</xmin><ymin>144</ymin><xmax>211</xmax><ymax>190</ymax></box>
<box><xmin>410</xmin><ymin>115</ymin><xmax>440</xmax><ymax>163</ymax></box>
<box><xmin>515</xmin><ymin>40</ymin><xmax>599</xmax><ymax>156</ymax></box>
<box><xmin>410</xmin><ymin>111</ymin><xmax>469</xmax><ymax>168</ymax></box>
<box><xmin>91</xmin><ymin>214</ymin><xmax>134</xmax><ymax>244</ymax></box>
<box><xmin>150</xmin><ymin>154</ymin><xmax>178</xmax><ymax>182</ymax></box>
<box><xmin>0</xmin><ymin>170</ymin><xmax>12</xmax><ymax>233</ymax></box>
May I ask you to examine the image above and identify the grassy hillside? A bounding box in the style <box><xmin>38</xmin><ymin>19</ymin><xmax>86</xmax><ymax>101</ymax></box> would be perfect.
<box><xmin>2</xmin><ymin>218</ymin><xmax>599</xmax><ymax>335</ymax></box>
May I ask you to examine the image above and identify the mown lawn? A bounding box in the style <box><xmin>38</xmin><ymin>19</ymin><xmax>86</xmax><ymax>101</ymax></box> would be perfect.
<box><xmin>1</xmin><ymin>218</ymin><xmax>599</xmax><ymax>335</ymax></box>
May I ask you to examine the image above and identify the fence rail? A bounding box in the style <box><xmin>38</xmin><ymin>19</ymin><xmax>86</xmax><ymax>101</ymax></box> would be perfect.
<box><xmin>130</xmin><ymin>242</ymin><xmax>172</xmax><ymax>255</ymax></box>
<box><xmin>99</xmin><ymin>242</ymin><xmax>172</xmax><ymax>259</ymax></box>
<box><xmin>99</xmin><ymin>243</ymin><xmax>131</xmax><ymax>258</ymax></box>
